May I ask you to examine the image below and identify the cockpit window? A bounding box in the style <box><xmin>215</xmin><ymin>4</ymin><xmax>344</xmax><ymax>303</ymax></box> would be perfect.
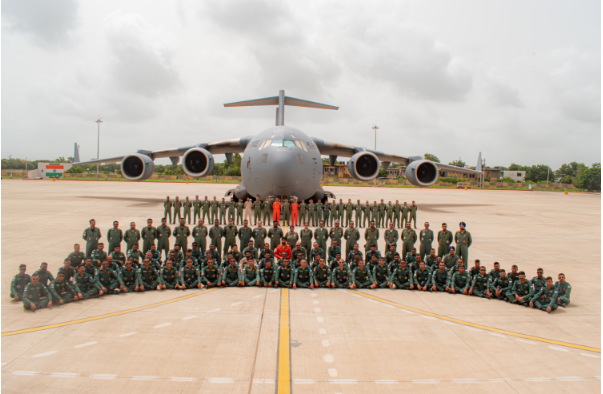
<box><xmin>258</xmin><ymin>140</ymin><xmax>270</xmax><ymax>150</ymax></box>
<box><xmin>294</xmin><ymin>140</ymin><xmax>307</xmax><ymax>151</ymax></box>
<box><xmin>271</xmin><ymin>140</ymin><xmax>283</xmax><ymax>147</ymax></box>
<box><xmin>283</xmin><ymin>140</ymin><xmax>296</xmax><ymax>147</ymax></box>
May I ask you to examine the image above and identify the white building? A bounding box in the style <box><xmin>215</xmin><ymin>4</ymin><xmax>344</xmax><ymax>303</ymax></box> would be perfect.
<box><xmin>502</xmin><ymin>170</ymin><xmax>526</xmax><ymax>182</ymax></box>
<box><xmin>28</xmin><ymin>163</ymin><xmax>73</xmax><ymax>179</ymax></box>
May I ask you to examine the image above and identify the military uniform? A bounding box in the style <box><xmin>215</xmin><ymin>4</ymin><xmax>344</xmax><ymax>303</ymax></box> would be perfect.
<box><xmin>22</xmin><ymin>282</ymin><xmax>50</xmax><ymax>310</ymax></box>
<box><xmin>192</xmin><ymin>224</ymin><xmax>208</xmax><ymax>253</ymax></box>
<box><xmin>362</xmin><ymin>204</ymin><xmax>372</xmax><ymax>227</ymax></box>
<box><xmin>253</xmin><ymin>226</ymin><xmax>267</xmax><ymax>251</ymax></box>
<box><xmin>384</xmin><ymin>228</ymin><xmax>399</xmax><ymax>251</ymax></box>
<box><xmin>555</xmin><ymin>281</ymin><xmax>571</xmax><ymax>306</ymax></box>
<box><xmin>314</xmin><ymin>227</ymin><xmax>329</xmax><ymax>252</ymax></box>
<box><xmin>58</xmin><ymin>266</ymin><xmax>77</xmax><ymax>283</ymax></box>
<box><xmin>67</xmin><ymin>251</ymin><xmax>85</xmax><ymax>266</ymax></box>
<box><xmin>227</xmin><ymin>201</ymin><xmax>236</xmax><ymax>223</ymax></box>
<box><xmin>33</xmin><ymin>269</ymin><xmax>55</xmax><ymax>287</ymax></box>
<box><xmin>97</xmin><ymin>267</ymin><xmax>123</xmax><ymax>293</ymax></box>
<box><xmin>431</xmin><ymin>268</ymin><xmax>450</xmax><ymax>291</ymax></box>
<box><xmin>409</xmin><ymin>204</ymin><xmax>418</xmax><ymax>228</ymax></box>
<box><xmin>260</xmin><ymin>265</ymin><xmax>275</xmax><ymax>286</ymax></box>
<box><xmin>180</xmin><ymin>265</ymin><xmax>201</xmax><ymax>288</ymax></box>
<box><xmin>107</xmin><ymin>227</ymin><xmax>123</xmax><ymax>254</ymax></box>
<box><xmin>276</xmin><ymin>265</ymin><xmax>293</xmax><ymax>287</ymax></box>
<box><xmin>268</xmin><ymin>227</ymin><xmax>284</xmax><ymax>250</ymax></box>
<box><xmin>10</xmin><ymin>273</ymin><xmax>31</xmax><ymax>299</ymax></box>
<box><xmin>202</xmin><ymin>265</ymin><xmax>221</xmax><ymax>287</ymax></box>
<box><xmin>209</xmin><ymin>225</ymin><xmax>224</xmax><ymax>262</ymax></box>
<box><xmin>352</xmin><ymin>266</ymin><xmax>373</xmax><ymax>288</ymax></box>
<box><xmin>323</xmin><ymin>204</ymin><xmax>331</xmax><ymax>227</ymax></box>
<box><xmin>506</xmin><ymin>280</ymin><xmax>534</xmax><ymax>305</ymax></box>
<box><xmin>373</xmin><ymin>264</ymin><xmax>390</xmax><ymax>288</ymax></box>
<box><xmin>291</xmin><ymin>246</ymin><xmax>307</xmax><ymax>261</ymax></box>
<box><xmin>390</xmin><ymin>264</ymin><xmax>413</xmax><ymax>289</ymax></box>
<box><xmin>238</xmin><ymin>226</ymin><xmax>253</xmax><ymax>250</ymax></box>
<box><xmin>354</xmin><ymin>202</ymin><xmax>363</xmax><ymax>227</ymax></box>
<box><xmin>443</xmin><ymin>253</ymin><xmax>459</xmax><ymax>271</ymax></box>
<box><xmin>137</xmin><ymin>266</ymin><xmax>159</xmax><ymax>290</ymax></box>
<box><xmin>437</xmin><ymin>230</ymin><xmax>453</xmax><ymax>257</ymax></box>
<box><xmin>331</xmin><ymin>266</ymin><xmax>350</xmax><ymax>288</ymax></box>
<box><xmin>193</xmin><ymin>199</ymin><xmax>202</xmax><ymax>223</ymax></box>
<box><xmin>294</xmin><ymin>266</ymin><xmax>312</xmax><ymax>288</ymax></box>
<box><xmin>48</xmin><ymin>278</ymin><xmax>77</xmax><ymax>303</ymax></box>
<box><xmin>141</xmin><ymin>225</ymin><xmax>157</xmax><ymax>254</ymax></box>
<box><xmin>282</xmin><ymin>201</ymin><xmax>291</xmax><ymax>226</ymax></box>
<box><xmin>454</xmin><ymin>230</ymin><xmax>472</xmax><ymax>268</ymax></box>
<box><xmin>401</xmin><ymin>205</ymin><xmax>410</xmax><ymax>227</ymax></box>
<box><xmin>313</xmin><ymin>265</ymin><xmax>331</xmax><ymax>287</ymax></box>
<box><xmin>253</xmin><ymin>200</ymin><xmax>262</xmax><ymax>225</ymax></box>
<box><xmin>299</xmin><ymin>202</ymin><xmax>307</xmax><ymax>225</ymax></box>
<box><xmin>392</xmin><ymin>204</ymin><xmax>402</xmax><ymax>228</ymax></box>
<box><xmin>201</xmin><ymin>199</ymin><xmax>211</xmax><ymax>223</ymax></box>
<box><xmin>262</xmin><ymin>200</ymin><xmax>271</xmax><ymax>225</ymax></box>
<box><xmin>371</xmin><ymin>204</ymin><xmax>379</xmax><ymax>226</ymax></box>
<box><xmin>364</xmin><ymin>227</ymin><xmax>379</xmax><ymax>251</ymax></box>
<box><xmin>173</xmin><ymin>225</ymin><xmax>191</xmax><ymax>251</ymax></box>
<box><xmin>345</xmin><ymin>203</ymin><xmax>354</xmax><ymax>227</ymax></box>
<box><xmin>120</xmin><ymin>267</ymin><xmax>138</xmax><ymax>292</ymax></box>
<box><xmin>219</xmin><ymin>201</ymin><xmax>228</xmax><ymax>225</ymax></box>
<box><xmin>531</xmin><ymin>276</ymin><xmax>546</xmax><ymax>294</ymax></box>
<box><xmin>160</xmin><ymin>266</ymin><xmax>179</xmax><ymax>289</ymax></box>
<box><xmin>124</xmin><ymin>228</ymin><xmax>141</xmax><ymax>252</ymax></box>
<box><xmin>210</xmin><ymin>200</ymin><xmax>219</xmax><ymax>224</ymax></box>
<box><xmin>284</xmin><ymin>230</ymin><xmax>299</xmax><ymax>250</ymax></box>
<box><xmin>300</xmin><ymin>228</ymin><xmax>313</xmax><ymax>255</ymax></box>
<box><xmin>327</xmin><ymin>245</ymin><xmax>341</xmax><ymax>263</ymax></box>
<box><xmin>236</xmin><ymin>201</ymin><xmax>244</xmax><ymax>225</ymax></box>
<box><xmin>243</xmin><ymin>246</ymin><xmax>259</xmax><ymax>260</ymax></box>
<box><xmin>242</xmin><ymin>265</ymin><xmax>260</xmax><ymax>286</ymax></box>
<box><xmin>401</xmin><ymin>228</ymin><xmax>417</xmax><ymax>261</ymax></box>
<box><xmin>414</xmin><ymin>268</ymin><xmax>431</xmax><ymax>289</ymax></box>
<box><xmin>156</xmin><ymin>224</ymin><xmax>171</xmax><ymax>260</ymax></box>
<box><xmin>222</xmin><ymin>264</ymin><xmax>241</xmax><ymax>286</ymax></box>
<box><xmin>163</xmin><ymin>199</ymin><xmax>173</xmax><ymax>223</ymax></box>
<box><xmin>471</xmin><ymin>273</ymin><xmax>489</xmax><ymax>297</ymax></box>
<box><xmin>450</xmin><ymin>271</ymin><xmax>471</xmax><ymax>293</ymax></box>
<box><xmin>419</xmin><ymin>229</ymin><xmax>434</xmax><ymax>261</ymax></box>
<box><xmin>183</xmin><ymin>200</ymin><xmax>193</xmax><ymax>224</ymax></box>
<box><xmin>329</xmin><ymin>226</ymin><xmax>343</xmax><ymax>249</ymax></box>
<box><xmin>424</xmin><ymin>255</ymin><xmax>438</xmax><ymax>270</ymax></box>
<box><xmin>533</xmin><ymin>286</ymin><xmax>559</xmax><ymax>311</ymax></box>
<box><xmin>343</xmin><ymin>227</ymin><xmax>360</xmax><ymax>258</ymax></box>
<box><xmin>489</xmin><ymin>277</ymin><xmax>512</xmax><ymax>300</ymax></box>
<box><xmin>309</xmin><ymin>247</ymin><xmax>324</xmax><ymax>266</ymax></box>
<box><xmin>82</xmin><ymin>226</ymin><xmax>102</xmax><ymax>257</ymax></box>
<box><xmin>91</xmin><ymin>249</ymin><xmax>107</xmax><ymax>268</ymax></box>
<box><xmin>73</xmin><ymin>272</ymin><xmax>100</xmax><ymax>299</ymax></box>
<box><xmin>377</xmin><ymin>202</ymin><xmax>386</xmax><ymax>227</ymax></box>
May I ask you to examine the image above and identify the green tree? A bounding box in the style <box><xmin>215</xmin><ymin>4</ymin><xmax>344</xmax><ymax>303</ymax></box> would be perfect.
<box><xmin>378</xmin><ymin>168</ymin><xmax>388</xmax><ymax>178</ymax></box>
<box><xmin>424</xmin><ymin>153</ymin><xmax>440</xmax><ymax>163</ymax></box>
<box><xmin>578</xmin><ymin>164</ymin><xmax>601</xmax><ymax>191</ymax></box>
<box><xmin>65</xmin><ymin>165</ymin><xmax>84</xmax><ymax>174</ymax></box>
<box><xmin>448</xmin><ymin>159</ymin><xmax>466</xmax><ymax>167</ymax></box>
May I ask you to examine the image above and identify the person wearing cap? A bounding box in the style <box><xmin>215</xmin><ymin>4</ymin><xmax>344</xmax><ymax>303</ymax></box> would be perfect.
<box><xmin>82</xmin><ymin>219</ymin><xmax>102</xmax><ymax>258</ymax></box>
<box><xmin>455</xmin><ymin>222</ymin><xmax>472</xmax><ymax>268</ymax></box>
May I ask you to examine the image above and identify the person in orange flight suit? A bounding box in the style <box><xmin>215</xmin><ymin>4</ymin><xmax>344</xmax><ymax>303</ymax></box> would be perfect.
<box><xmin>272</xmin><ymin>198</ymin><xmax>282</xmax><ymax>224</ymax></box>
<box><xmin>291</xmin><ymin>199</ymin><xmax>300</xmax><ymax>226</ymax></box>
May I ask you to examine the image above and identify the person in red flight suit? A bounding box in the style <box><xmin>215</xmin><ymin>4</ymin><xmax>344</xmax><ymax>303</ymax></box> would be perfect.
<box><xmin>275</xmin><ymin>237</ymin><xmax>292</xmax><ymax>262</ymax></box>
<box><xmin>291</xmin><ymin>199</ymin><xmax>300</xmax><ymax>226</ymax></box>
<box><xmin>272</xmin><ymin>198</ymin><xmax>282</xmax><ymax>224</ymax></box>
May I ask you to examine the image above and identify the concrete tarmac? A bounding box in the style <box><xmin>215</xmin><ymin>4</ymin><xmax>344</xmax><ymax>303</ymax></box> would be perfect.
<box><xmin>1</xmin><ymin>180</ymin><xmax>600</xmax><ymax>393</ymax></box>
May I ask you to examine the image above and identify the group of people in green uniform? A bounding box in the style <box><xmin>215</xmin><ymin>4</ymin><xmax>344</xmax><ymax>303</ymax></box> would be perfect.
<box><xmin>161</xmin><ymin>195</ymin><xmax>419</xmax><ymax>228</ymax></box>
<box><xmin>9</xmin><ymin>199</ymin><xmax>571</xmax><ymax>315</ymax></box>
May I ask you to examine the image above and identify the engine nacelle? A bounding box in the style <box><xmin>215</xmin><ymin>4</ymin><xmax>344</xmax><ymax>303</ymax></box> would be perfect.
<box><xmin>405</xmin><ymin>160</ymin><xmax>438</xmax><ymax>187</ymax></box>
<box><xmin>121</xmin><ymin>153</ymin><xmax>155</xmax><ymax>181</ymax></box>
<box><xmin>347</xmin><ymin>151</ymin><xmax>380</xmax><ymax>181</ymax></box>
<box><xmin>182</xmin><ymin>148</ymin><xmax>215</xmax><ymax>177</ymax></box>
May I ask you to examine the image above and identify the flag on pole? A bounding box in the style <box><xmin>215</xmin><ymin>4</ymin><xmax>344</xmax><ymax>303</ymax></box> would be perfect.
<box><xmin>45</xmin><ymin>164</ymin><xmax>64</xmax><ymax>178</ymax></box>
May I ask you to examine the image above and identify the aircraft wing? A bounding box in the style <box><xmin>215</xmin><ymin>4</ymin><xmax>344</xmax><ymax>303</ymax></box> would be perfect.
<box><xmin>74</xmin><ymin>137</ymin><xmax>253</xmax><ymax>166</ymax></box>
<box><xmin>312</xmin><ymin>138</ymin><xmax>482</xmax><ymax>175</ymax></box>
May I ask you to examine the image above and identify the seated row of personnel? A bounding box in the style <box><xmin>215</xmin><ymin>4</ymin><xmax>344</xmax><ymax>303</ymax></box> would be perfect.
<box><xmin>81</xmin><ymin>218</ymin><xmax>473</xmax><ymax>271</ymax></box>
<box><xmin>163</xmin><ymin>195</ymin><xmax>419</xmax><ymax>229</ymax></box>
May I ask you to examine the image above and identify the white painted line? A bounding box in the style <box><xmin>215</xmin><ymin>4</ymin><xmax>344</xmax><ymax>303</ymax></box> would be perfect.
<box><xmin>313</xmin><ymin>300</ymin><xmax>319</xmax><ymax>304</ymax></box>
<box><xmin>399</xmin><ymin>309</ymin><xmax>414</xmax><ymax>314</ymax></box>
<box><xmin>489</xmin><ymin>333</ymin><xmax>507</xmax><ymax>338</ymax></box>
<box><xmin>384</xmin><ymin>304</ymin><xmax>395</xmax><ymax>308</ymax></box>
<box><xmin>269</xmin><ymin>289</ymin><xmax>279</xmax><ymax>293</ymax></box>
<box><xmin>328</xmin><ymin>368</ymin><xmax>338</xmax><ymax>377</ymax></box>
<box><xmin>319</xmin><ymin>328</ymin><xmax>327</xmax><ymax>335</ymax></box>
<box><xmin>208</xmin><ymin>377</ymin><xmax>235</xmax><ymax>383</ymax></box>
<box><xmin>557</xmin><ymin>376</ymin><xmax>584</xmax><ymax>381</ymax></box>
<box><xmin>207</xmin><ymin>308</ymin><xmax>221</xmax><ymax>313</ymax></box>
<box><xmin>375</xmin><ymin>379</ymin><xmax>398</xmax><ymax>384</ymax></box>
<box><xmin>132</xmin><ymin>376</ymin><xmax>159</xmax><ymax>381</ymax></box>
<box><xmin>548</xmin><ymin>346</ymin><xmax>569</xmax><ymax>352</ymax></box>
<box><xmin>314</xmin><ymin>307</ymin><xmax>321</xmax><ymax>313</ymax></box>
<box><xmin>154</xmin><ymin>322</ymin><xmax>172</xmax><ymax>329</ymax></box>
<box><xmin>171</xmin><ymin>377</ymin><xmax>198</xmax><ymax>382</ymax></box>
<box><xmin>12</xmin><ymin>371</ymin><xmax>39</xmax><ymax>376</ymax></box>
<box><xmin>580</xmin><ymin>353</ymin><xmax>601</xmax><ymax>359</ymax></box>
<box><xmin>524</xmin><ymin>378</ymin><xmax>551</xmax><ymax>382</ymax></box>
<box><xmin>252</xmin><ymin>295</ymin><xmax>263</xmax><ymax>298</ymax></box>
<box><xmin>517</xmin><ymin>339</ymin><xmax>538</xmax><ymax>345</ymax></box>
<box><xmin>317</xmin><ymin>316</ymin><xmax>324</xmax><ymax>323</ymax></box>
<box><xmin>412</xmin><ymin>379</ymin><xmax>440</xmax><ymax>384</ymax></box>
<box><xmin>421</xmin><ymin>316</ymin><xmax>436</xmax><ymax>320</ymax></box>
<box><xmin>50</xmin><ymin>372</ymin><xmax>80</xmax><ymax>378</ymax></box>
<box><xmin>90</xmin><ymin>374</ymin><xmax>117</xmax><ymax>380</ymax></box>
<box><xmin>231</xmin><ymin>301</ymin><xmax>243</xmax><ymax>306</ymax></box>
<box><xmin>74</xmin><ymin>341</ymin><xmax>97</xmax><ymax>349</ymax></box>
<box><xmin>323</xmin><ymin>354</ymin><xmax>334</xmax><ymax>363</ymax></box>
<box><xmin>294</xmin><ymin>378</ymin><xmax>316</xmax><ymax>384</ymax></box>
<box><xmin>596</xmin><ymin>376</ymin><xmax>601</xmax><ymax>380</ymax></box>
<box><xmin>322</xmin><ymin>339</ymin><xmax>330</xmax><ymax>347</ymax></box>
<box><xmin>465</xmin><ymin>327</ymin><xmax>481</xmax><ymax>332</ymax></box>
<box><xmin>1</xmin><ymin>362</ymin><xmax>6</xmax><ymax>367</ymax></box>
<box><xmin>253</xmin><ymin>378</ymin><xmax>275</xmax><ymax>384</ymax></box>
<box><xmin>329</xmin><ymin>379</ymin><xmax>357</xmax><ymax>384</ymax></box>
<box><xmin>488</xmin><ymin>379</ymin><xmax>505</xmax><ymax>382</ymax></box>
<box><xmin>32</xmin><ymin>351</ymin><xmax>57</xmax><ymax>358</ymax></box>
<box><xmin>182</xmin><ymin>315</ymin><xmax>197</xmax><ymax>320</ymax></box>
<box><xmin>120</xmin><ymin>331</ymin><xmax>138</xmax><ymax>337</ymax></box>
<box><xmin>452</xmin><ymin>378</ymin><xmax>478</xmax><ymax>383</ymax></box>
<box><xmin>310</xmin><ymin>293</ymin><xmax>317</xmax><ymax>297</ymax></box>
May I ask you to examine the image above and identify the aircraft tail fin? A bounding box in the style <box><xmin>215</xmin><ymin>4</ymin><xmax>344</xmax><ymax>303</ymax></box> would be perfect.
<box><xmin>224</xmin><ymin>90</ymin><xmax>338</xmax><ymax>126</ymax></box>
<box><xmin>74</xmin><ymin>143</ymin><xmax>81</xmax><ymax>163</ymax></box>
<box><xmin>476</xmin><ymin>151</ymin><xmax>482</xmax><ymax>172</ymax></box>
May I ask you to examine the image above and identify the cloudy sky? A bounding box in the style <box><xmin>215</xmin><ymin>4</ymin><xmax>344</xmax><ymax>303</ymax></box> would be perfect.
<box><xmin>2</xmin><ymin>0</ymin><xmax>600</xmax><ymax>168</ymax></box>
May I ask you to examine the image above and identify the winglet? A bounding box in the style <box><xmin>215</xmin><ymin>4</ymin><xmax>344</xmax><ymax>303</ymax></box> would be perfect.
<box><xmin>74</xmin><ymin>143</ymin><xmax>81</xmax><ymax>163</ymax></box>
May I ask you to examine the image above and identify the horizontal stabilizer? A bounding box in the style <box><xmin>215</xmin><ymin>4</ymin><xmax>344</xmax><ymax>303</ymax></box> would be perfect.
<box><xmin>224</xmin><ymin>95</ymin><xmax>338</xmax><ymax>110</ymax></box>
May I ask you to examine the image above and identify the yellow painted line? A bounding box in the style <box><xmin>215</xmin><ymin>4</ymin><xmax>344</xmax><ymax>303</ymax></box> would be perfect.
<box><xmin>276</xmin><ymin>288</ymin><xmax>291</xmax><ymax>394</ymax></box>
<box><xmin>350</xmin><ymin>290</ymin><xmax>601</xmax><ymax>353</ymax></box>
<box><xmin>2</xmin><ymin>288</ymin><xmax>218</xmax><ymax>337</ymax></box>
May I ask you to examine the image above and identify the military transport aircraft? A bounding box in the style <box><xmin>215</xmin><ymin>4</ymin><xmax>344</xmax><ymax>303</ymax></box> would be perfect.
<box><xmin>74</xmin><ymin>90</ymin><xmax>482</xmax><ymax>202</ymax></box>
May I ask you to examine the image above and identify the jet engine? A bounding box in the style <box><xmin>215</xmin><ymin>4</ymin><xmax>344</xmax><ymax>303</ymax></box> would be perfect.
<box><xmin>121</xmin><ymin>153</ymin><xmax>155</xmax><ymax>181</ymax></box>
<box><xmin>182</xmin><ymin>148</ymin><xmax>215</xmax><ymax>177</ymax></box>
<box><xmin>347</xmin><ymin>151</ymin><xmax>380</xmax><ymax>181</ymax></box>
<box><xmin>405</xmin><ymin>160</ymin><xmax>438</xmax><ymax>187</ymax></box>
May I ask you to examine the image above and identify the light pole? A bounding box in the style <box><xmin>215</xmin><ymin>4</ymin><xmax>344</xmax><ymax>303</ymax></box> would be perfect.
<box><xmin>372</xmin><ymin>124</ymin><xmax>379</xmax><ymax>186</ymax></box>
<box><xmin>95</xmin><ymin>118</ymin><xmax>103</xmax><ymax>181</ymax></box>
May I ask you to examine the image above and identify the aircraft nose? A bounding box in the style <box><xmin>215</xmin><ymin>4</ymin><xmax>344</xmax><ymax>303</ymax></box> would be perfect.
<box><xmin>271</xmin><ymin>152</ymin><xmax>297</xmax><ymax>188</ymax></box>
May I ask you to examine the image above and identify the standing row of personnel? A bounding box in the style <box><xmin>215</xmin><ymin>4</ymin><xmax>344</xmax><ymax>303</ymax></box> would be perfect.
<box><xmin>162</xmin><ymin>195</ymin><xmax>419</xmax><ymax>228</ymax></box>
<box><xmin>81</xmin><ymin>218</ymin><xmax>472</xmax><ymax>272</ymax></box>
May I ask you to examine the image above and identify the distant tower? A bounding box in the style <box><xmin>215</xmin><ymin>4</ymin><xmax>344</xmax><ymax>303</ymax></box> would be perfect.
<box><xmin>74</xmin><ymin>143</ymin><xmax>81</xmax><ymax>163</ymax></box>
